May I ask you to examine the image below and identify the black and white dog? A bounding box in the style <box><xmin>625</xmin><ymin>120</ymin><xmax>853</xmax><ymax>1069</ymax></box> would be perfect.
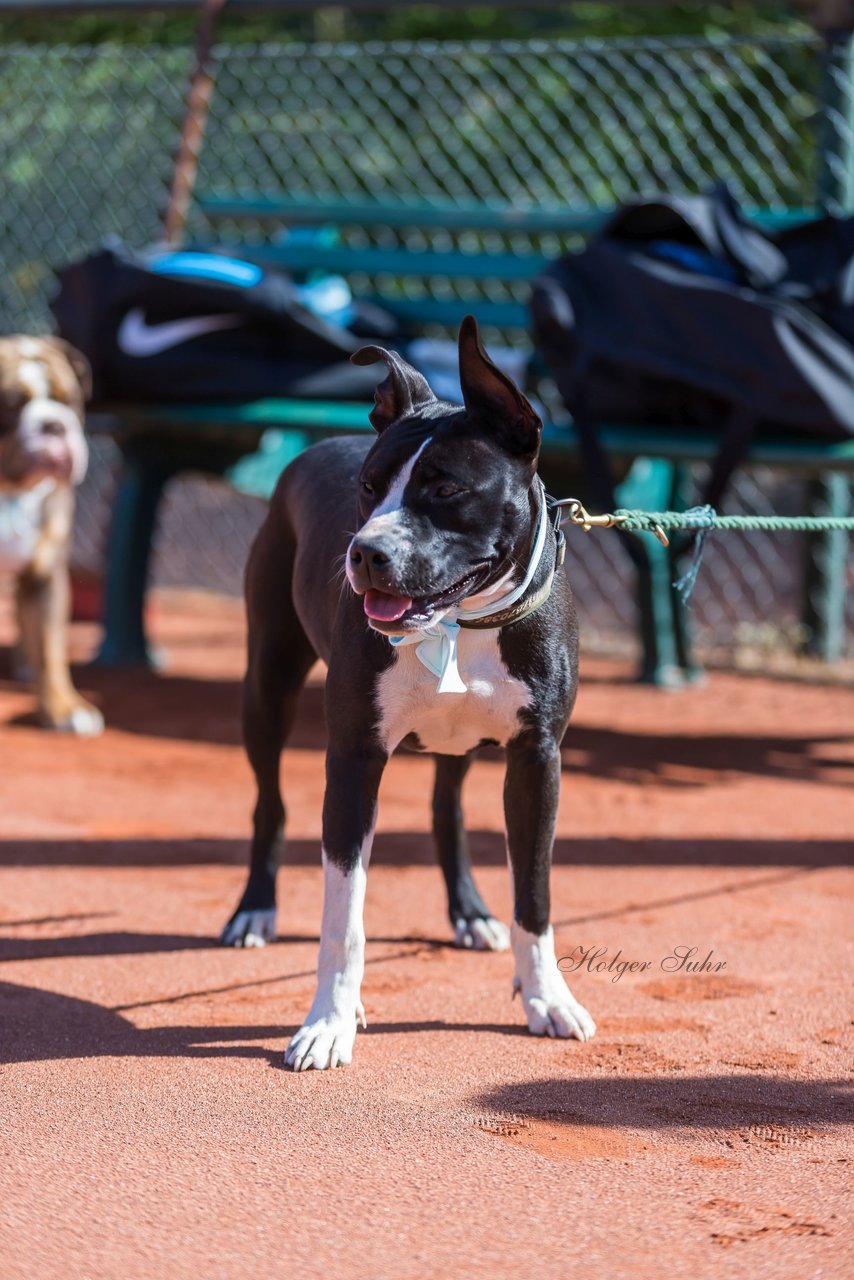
<box><xmin>223</xmin><ymin>316</ymin><xmax>596</xmax><ymax>1069</ymax></box>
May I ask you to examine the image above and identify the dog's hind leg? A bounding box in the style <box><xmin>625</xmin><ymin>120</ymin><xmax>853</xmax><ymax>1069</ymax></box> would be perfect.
<box><xmin>433</xmin><ymin>753</ymin><xmax>509</xmax><ymax>951</ymax></box>
<box><xmin>221</xmin><ymin>520</ymin><xmax>316</xmax><ymax>947</ymax></box>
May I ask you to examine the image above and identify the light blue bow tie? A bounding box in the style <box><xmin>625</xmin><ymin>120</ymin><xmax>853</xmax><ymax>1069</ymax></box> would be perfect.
<box><xmin>388</xmin><ymin>483</ymin><xmax>550</xmax><ymax>694</ymax></box>
<box><xmin>389</xmin><ymin>619</ymin><xmax>467</xmax><ymax>693</ymax></box>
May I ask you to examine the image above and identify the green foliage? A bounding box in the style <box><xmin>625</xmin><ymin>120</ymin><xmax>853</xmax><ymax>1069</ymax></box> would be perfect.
<box><xmin>0</xmin><ymin>6</ymin><xmax>823</xmax><ymax>334</ymax></box>
<box><xmin>0</xmin><ymin>4</ymin><xmax>810</xmax><ymax>49</ymax></box>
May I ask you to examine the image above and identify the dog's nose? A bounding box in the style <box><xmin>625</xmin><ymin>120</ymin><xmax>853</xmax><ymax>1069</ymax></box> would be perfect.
<box><xmin>348</xmin><ymin>535</ymin><xmax>398</xmax><ymax>592</ymax></box>
<box><xmin>41</xmin><ymin>419</ymin><xmax>67</xmax><ymax>438</ymax></box>
<box><xmin>349</xmin><ymin>543</ymin><xmax>390</xmax><ymax>570</ymax></box>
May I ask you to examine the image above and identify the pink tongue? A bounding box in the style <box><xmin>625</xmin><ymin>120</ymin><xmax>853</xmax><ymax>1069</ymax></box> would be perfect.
<box><xmin>364</xmin><ymin>589</ymin><xmax>413</xmax><ymax>622</ymax></box>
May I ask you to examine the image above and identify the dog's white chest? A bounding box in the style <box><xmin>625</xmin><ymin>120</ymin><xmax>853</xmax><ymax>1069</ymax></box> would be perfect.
<box><xmin>0</xmin><ymin>479</ymin><xmax>54</xmax><ymax>574</ymax></box>
<box><xmin>376</xmin><ymin>629</ymin><xmax>530</xmax><ymax>755</ymax></box>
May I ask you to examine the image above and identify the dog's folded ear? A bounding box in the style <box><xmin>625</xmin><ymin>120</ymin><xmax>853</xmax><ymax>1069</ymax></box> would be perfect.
<box><xmin>351</xmin><ymin>345</ymin><xmax>436</xmax><ymax>433</ymax></box>
<box><xmin>44</xmin><ymin>338</ymin><xmax>93</xmax><ymax>404</ymax></box>
<box><xmin>458</xmin><ymin>315</ymin><xmax>542</xmax><ymax>457</ymax></box>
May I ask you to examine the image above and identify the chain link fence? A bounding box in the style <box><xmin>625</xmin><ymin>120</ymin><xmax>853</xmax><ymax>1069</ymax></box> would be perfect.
<box><xmin>1</xmin><ymin>33</ymin><xmax>851</xmax><ymax>661</ymax></box>
<box><xmin>200</xmin><ymin>36</ymin><xmax>823</xmax><ymax>208</ymax></box>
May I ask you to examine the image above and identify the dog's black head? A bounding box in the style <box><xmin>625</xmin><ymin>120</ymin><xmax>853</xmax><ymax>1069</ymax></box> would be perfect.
<box><xmin>346</xmin><ymin>316</ymin><xmax>543</xmax><ymax>635</ymax></box>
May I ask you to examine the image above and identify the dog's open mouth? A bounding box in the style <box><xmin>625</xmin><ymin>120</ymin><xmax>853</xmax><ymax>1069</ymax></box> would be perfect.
<box><xmin>364</xmin><ymin>567</ymin><xmax>488</xmax><ymax>629</ymax></box>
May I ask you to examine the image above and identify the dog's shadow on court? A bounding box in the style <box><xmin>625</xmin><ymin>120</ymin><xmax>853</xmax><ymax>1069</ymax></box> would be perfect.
<box><xmin>4</xmin><ymin>983</ymin><xmax>851</xmax><ymax>1140</ymax></box>
<box><xmin>0</xmin><ymin>980</ymin><xmax>284</xmax><ymax>1065</ymax></box>
<box><xmin>0</xmin><ymin>981</ymin><xmax>526</xmax><ymax>1069</ymax></box>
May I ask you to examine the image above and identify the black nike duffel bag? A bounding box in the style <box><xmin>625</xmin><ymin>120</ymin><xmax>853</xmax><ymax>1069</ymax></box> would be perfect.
<box><xmin>51</xmin><ymin>241</ymin><xmax>398</xmax><ymax>404</ymax></box>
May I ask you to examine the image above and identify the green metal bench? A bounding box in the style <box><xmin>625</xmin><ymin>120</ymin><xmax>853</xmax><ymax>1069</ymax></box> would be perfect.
<box><xmin>89</xmin><ymin>196</ymin><xmax>853</xmax><ymax>681</ymax></box>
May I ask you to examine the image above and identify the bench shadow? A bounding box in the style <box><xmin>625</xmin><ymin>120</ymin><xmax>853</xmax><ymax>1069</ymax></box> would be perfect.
<box><xmin>0</xmin><ymin>930</ymin><xmax>312</xmax><ymax>963</ymax></box>
<box><xmin>562</xmin><ymin>725</ymin><xmax>854</xmax><ymax>787</ymax></box>
<box><xmin>0</xmin><ymin>834</ymin><xmax>850</xmax><ymax>869</ymax></box>
<box><xmin>0</xmin><ymin>928</ymin><xmax>448</xmax><ymax>964</ymax></box>
<box><xmin>475</xmin><ymin>1075</ymin><xmax>853</xmax><ymax>1132</ymax></box>
<box><xmin>74</xmin><ymin>665</ymin><xmax>327</xmax><ymax>751</ymax></box>
<box><xmin>0</xmin><ymin>660</ymin><xmax>323</xmax><ymax>750</ymax></box>
<box><xmin>6</xmin><ymin>654</ymin><xmax>849</xmax><ymax>790</ymax></box>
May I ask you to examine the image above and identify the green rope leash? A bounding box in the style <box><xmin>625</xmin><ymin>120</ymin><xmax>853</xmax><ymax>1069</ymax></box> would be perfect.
<box><xmin>550</xmin><ymin>498</ymin><xmax>853</xmax><ymax>602</ymax></box>
<box><xmin>551</xmin><ymin>497</ymin><xmax>854</xmax><ymax>538</ymax></box>
<box><xmin>614</xmin><ymin>508</ymin><xmax>854</xmax><ymax>534</ymax></box>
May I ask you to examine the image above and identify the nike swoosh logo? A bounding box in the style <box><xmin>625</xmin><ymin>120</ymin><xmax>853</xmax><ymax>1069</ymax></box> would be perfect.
<box><xmin>116</xmin><ymin>308</ymin><xmax>242</xmax><ymax>357</ymax></box>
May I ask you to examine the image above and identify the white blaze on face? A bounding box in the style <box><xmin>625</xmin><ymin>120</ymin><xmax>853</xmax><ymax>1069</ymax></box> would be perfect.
<box><xmin>18</xmin><ymin>353</ymin><xmax>50</xmax><ymax>402</ymax></box>
<box><xmin>345</xmin><ymin>436</ymin><xmax>432</xmax><ymax>592</ymax></box>
<box><xmin>18</xmin><ymin>398</ymin><xmax>89</xmax><ymax>485</ymax></box>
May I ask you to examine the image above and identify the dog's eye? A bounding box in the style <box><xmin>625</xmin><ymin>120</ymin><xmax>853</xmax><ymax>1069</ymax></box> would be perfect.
<box><xmin>361</xmin><ymin>481</ymin><xmax>375</xmax><ymax>497</ymax></box>
<box><xmin>435</xmin><ymin>483</ymin><xmax>464</xmax><ymax>499</ymax></box>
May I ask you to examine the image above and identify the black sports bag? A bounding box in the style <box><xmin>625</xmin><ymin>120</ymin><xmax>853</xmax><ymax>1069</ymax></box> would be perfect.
<box><xmin>51</xmin><ymin>242</ymin><xmax>397</xmax><ymax>404</ymax></box>
<box><xmin>531</xmin><ymin>185</ymin><xmax>854</xmax><ymax>513</ymax></box>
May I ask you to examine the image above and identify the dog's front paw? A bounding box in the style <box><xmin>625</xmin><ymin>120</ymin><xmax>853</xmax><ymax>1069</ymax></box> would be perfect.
<box><xmin>40</xmin><ymin>696</ymin><xmax>104</xmax><ymax>737</ymax></box>
<box><xmin>454</xmin><ymin>915</ymin><xmax>510</xmax><ymax>952</ymax></box>
<box><xmin>511</xmin><ymin>923</ymin><xmax>596</xmax><ymax>1042</ymax></box>
<box><xmin>513</xmin><ymin>974</ymin><xmax>596</xmax><ymax>1041</ymax></box>
<box><xmin>221</xmin><ymin>907</ymin><xmax>277</xmax><ymax>948</ymax></box>
<box><xmin>285</xmin><ymin>1002</ymin><xmax>367</xmax><ymax>1071</ymax></box>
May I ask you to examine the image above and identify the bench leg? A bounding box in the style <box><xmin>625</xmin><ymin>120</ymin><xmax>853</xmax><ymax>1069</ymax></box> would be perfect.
<box><xmin>619</xmin><ymin>459</ymin><xmax>700</xmax><ymax>687</ymax></box>
<box><xmin>669</xmin><ymin>546</ymin><xmax>700</xmax><ymax>682</ymax></box>
<box><xmin>636</xmin><ymin>545</ymin><xmax>681</xmax><ymax>686</ymax></box>
<box><xmin>94</xmin><ymin>455</ymin><xmax>174</xmax><ymax>667</ymax></box>
<box><xmin>668</xmin><ymin>464</ymin><xmax>703</xmax><ymax>684</ymax></box>
<box><xmin>802</xmin><ymin>472</ymin><xmax>851</xmax><ymax>662</ymax></box>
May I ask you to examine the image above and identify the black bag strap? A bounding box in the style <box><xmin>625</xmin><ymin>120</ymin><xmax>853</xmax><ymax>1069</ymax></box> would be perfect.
<box><xmin>575</xmin><ymin>395</ymin><xmax>756</xmax><ymax>567</ymax></box>
<box><xmin>573</xmin><ymin>391</ymin><xmax>647</xmax><ymax>570</ymax></box>
<box><xmin>699</xmin><ymin>404</ymin><xmax>757</xmax><ymax>510</ymax></box>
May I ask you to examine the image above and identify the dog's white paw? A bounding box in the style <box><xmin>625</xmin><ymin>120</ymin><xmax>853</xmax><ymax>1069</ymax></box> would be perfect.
<box><xmin>454</xmin><ymin>916</ymin><xmax>510</xmax><ymax>952</ymax></box>
<box><xmin>512</xmin><ymin>923</ymin><xmax>596</xmax><ymax>1042</ymax></box>
<box><xmin>42</xmin><ymin>701</ymin><xmax>104</xmax><ymax>736</ymax></box>
<box><xmin>513</xmin><ymin>974</ymin><xmax>596</xmax><ymax>1040</ymax></box>
<box><xmin>285</xmin><ymin>1002</ymin><xmax>366</xmax><ymax>1071</ymax></box>
<box><xmin>68</xmin><ymin>704</ymin><xmax>105</xmax><ymax>737</ymax></box>
<box><xmin>220</xmin><ymin>907</ymin><xmax>277</xmax><ymax>948</ymax></box>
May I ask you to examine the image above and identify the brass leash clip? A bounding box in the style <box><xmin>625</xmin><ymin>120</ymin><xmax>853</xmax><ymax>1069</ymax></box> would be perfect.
<box><xmin>549</xmin><ymin>497</ymin><xmax>670</xmax><ymax>547</ymax></box>
<box><xmin>553</xmin><ymin>498</ymin><xmax>628</xmax><ymax>534</ymax></box>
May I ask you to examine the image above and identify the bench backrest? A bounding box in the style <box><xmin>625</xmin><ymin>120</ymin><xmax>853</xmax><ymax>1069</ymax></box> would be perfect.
<box><xmin>194</xmin><ymin>195</ymin><xmax>814</xmax><ymax>334</ymax></box>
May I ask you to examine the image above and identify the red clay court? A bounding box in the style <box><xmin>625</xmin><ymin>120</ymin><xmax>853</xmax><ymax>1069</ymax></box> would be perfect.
<box><xmin>0</xmin><ymin>588</ymin><xmax>851</xmax><ymax>1279</ymax></box>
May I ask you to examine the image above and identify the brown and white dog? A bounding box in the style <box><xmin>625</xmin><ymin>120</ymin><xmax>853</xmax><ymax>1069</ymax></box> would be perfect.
<box><xmin>0</xmin><ymin>336</ymin><xmax>103</xmax><ymax>735</ymax></box>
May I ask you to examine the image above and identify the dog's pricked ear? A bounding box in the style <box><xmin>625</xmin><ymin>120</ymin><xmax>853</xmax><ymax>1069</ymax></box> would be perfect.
<box><xmin>458</xmin><ymin>315</ymin><xmax>541</xmax><ymax>456</ymax></box>
<box><xmin>351</xmin><ymin>345</ymin><xmax>436</xmax><ymax>433</ymax></box>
